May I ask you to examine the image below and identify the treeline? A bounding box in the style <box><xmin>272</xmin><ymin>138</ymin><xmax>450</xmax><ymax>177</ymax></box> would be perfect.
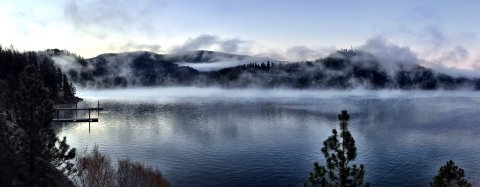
<box><xmin>50</xmin><ymin>49</ymin><xmax>480</xmax><ymax>90</ymax></box>
<box><xmin>0</xmin><ymin>46</ymin><xmax>78</xmax><ymax>108</ymax></box>
<box><xmin>208</xmin><ymin>51</ymin><xmax>480</xmax><ymax>90</ymax></box>
<box><xmin>58</xmin><ymin>51</ymin><xmax>199</xmax><ymax>88</ymax></box>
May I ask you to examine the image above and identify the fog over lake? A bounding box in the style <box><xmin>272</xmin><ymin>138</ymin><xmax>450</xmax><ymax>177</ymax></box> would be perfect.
<box><xmin>57</xmin><ymin>88</ymin><xmax>480</xmax><ymax>186</ymax></box>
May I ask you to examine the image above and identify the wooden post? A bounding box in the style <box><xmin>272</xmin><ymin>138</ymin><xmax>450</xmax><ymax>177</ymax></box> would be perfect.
<box><xmin>97</xmin><ymin>101</ymin><xmax>100</xmax><ymax>116</ymax></box>
<box><xmin>88</xmin><ymin>109</ymin><xmax>91</xmax><ymax>133</ymax></box>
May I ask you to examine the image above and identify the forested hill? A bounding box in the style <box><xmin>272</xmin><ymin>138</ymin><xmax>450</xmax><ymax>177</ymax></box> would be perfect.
<box><xmin>48</xmin><ymin>48</ymin><xmax>480</xmax><ymax>90</ymax></box>
<box><xmin>0</xmin><ymin>46</ymin><xmax>78</xmax><ymax>186</ymax></box>
<box><xmin>0</xmin><ymin>46</ymin><xmax>78</xmax><ymax>108</ymax></box>
<box><xmin>211</xmin><ymin>50</ymin><xmax>480</xmax><ymax>90</ymax></box>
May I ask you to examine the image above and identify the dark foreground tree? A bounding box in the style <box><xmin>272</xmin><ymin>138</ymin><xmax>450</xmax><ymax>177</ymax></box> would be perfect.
<box><xmin>6</xmin><ymin>65</ymin><xmax>76</xmax><ymax>185</ymax></box>
<box><xmin>0</xmin><ymin>46</ymin><xmax>78</xmax><ymax>186</ymax></box>
<box><xmin>306</xmin><ymin>111</ymin><xmax>369</xmax><ymax>187</ymax></box>
<box><xmin>430</xmin><ymin>160</ymin><xmax>471</xmax><ymax>187</ymax></box>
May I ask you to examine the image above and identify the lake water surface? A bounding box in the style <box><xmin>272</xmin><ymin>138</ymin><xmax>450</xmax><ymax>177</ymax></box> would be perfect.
<box><xmin>57</xmin><ymin>88</ymin><xmax>480</xmax><ymax>186</ymax></box>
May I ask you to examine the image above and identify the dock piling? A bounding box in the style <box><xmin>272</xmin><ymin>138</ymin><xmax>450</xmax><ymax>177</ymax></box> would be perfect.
<box><xmin>52</xmin><ymin>101</ymin><xmax>104</xmax><ymax>133</ymax></box>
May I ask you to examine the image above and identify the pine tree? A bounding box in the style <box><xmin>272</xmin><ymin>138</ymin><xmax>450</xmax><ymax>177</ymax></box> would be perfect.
<box><xmin>0</xmin><ymin>80</ymin><xmax>7</xmax><ymax>110</ymax></box>
<box><xmin>14</xmin><ymin>65</ymin><xmax>76</xmax><ymax>183</ymax></box>
<box><xmin>306</xmin><ymin>111</ymin><xmax>369</xmax><ymax>187</ymax></box>
<box><xmin>15</xmin><ymin>65</ymin><xmax>53</xmax><ymax>173</ymax></box>
<box><xmin>39</xmin><ymin>57</ymin><xmax>60</xmax><ymax>100</ymax></box>
<box><xmin>430</xmin><ymin>160</ymin><xmax>471</xmax><ymax>187</ymax></box>
<box><xmin>62</xmin><ymin>74</ymin><xmax>76</xmax><ymax>101</ymax></box>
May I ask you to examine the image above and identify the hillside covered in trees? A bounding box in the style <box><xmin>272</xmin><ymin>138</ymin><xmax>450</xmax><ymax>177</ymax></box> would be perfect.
<box><xmin>0</xmin><ymin>46</ymin><xmax>171</xmax><ymax>186</ymax></box>
<box><xmin>49</xmin><ymin>49</ymin><xmax>480</xmax><ymax>90</ymax></box>
<box><xmin>0</xmin><ymin>47</ymin><xmax>78</xmax><ymax>106</ymax></box>
<box><xmin>0</xmin><ymin>46</ymin><xmax>78</xmax><ymax>186</ymax></box>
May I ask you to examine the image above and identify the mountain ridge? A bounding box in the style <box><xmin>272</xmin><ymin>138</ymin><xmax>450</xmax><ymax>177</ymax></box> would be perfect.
<box><xmin>88</xmin><ymin>50</ymin><xmax>260</xmax><ymax>63</ymax></box>
<box><xmin>44</xmin><ymin>48</ymin><xmax>480</xmax><ymax>90</ymax></box>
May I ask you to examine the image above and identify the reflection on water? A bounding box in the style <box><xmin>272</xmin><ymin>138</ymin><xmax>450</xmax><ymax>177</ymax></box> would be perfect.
<box><xmin>57</xmin><ymin>89</ymin><xmax>480</xmax><ymax>186</ymax></box>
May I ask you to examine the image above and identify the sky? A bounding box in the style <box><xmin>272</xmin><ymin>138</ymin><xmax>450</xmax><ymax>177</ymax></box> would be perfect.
<box><xmin>1</xmin><ymin>0</ymin><xmax>479</xmax><ymax>72</ymax></box>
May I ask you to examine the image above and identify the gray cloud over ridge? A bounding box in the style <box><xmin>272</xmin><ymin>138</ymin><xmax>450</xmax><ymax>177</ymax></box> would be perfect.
<box><xmin>366</xmin><ymin>7</ymin><xmax>478</xmax><ymax>76</ymax></box>
<box><xmin>169</xmin><ymin>34</ymin><xmax>249</xmax><ymax>54</ymax></box>
<box><xmin>110</xmin><ymin>42</ymin><xmax>162</xmax><ymax>53</ymax></box>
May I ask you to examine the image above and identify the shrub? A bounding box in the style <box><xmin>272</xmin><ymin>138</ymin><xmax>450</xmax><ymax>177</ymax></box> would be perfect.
<box><xmin>76</xmin><ymin>145</ymin><xmax>170</xmax><ymax>187</ymax></box>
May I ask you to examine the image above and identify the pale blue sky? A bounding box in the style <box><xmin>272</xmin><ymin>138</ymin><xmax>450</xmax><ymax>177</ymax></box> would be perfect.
<box><xmin>0</xmin><ymin>0</ymin><xmax>479</xmax><ymax>70</ymax></box>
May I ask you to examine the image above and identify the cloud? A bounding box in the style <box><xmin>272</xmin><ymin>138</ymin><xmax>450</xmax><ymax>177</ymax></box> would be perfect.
<box><xmin>285</xmin><ymin>46</ymin><xmax>334</xmax><ymax>61</ymax></box>
<box><xmin>63</xmin><ymin>0</ymin><xmax>166</xmax><ymax>36</ymax></box>
<box><xmin>357</xmin><ymin>37</ymin><xmax>421</xmax><ymax>74</ymax></box>
<box><xmin>110</xmin><ymin>41</ymin><xmax>161</xmax><ymax>52</ymax></box>
<box><xmin>252</xmin><ymin>45</ymin><xmax>336</xmax><ymax>62</ymax></box>
<box><xmin>220</xmin><ymin>39</ymin><xmax>245</xmax><ymax>53</ymax></box>
<box><xmin>367</xmin><ymin>7</ymin><xmax>478</xmax><ymax>75</ymax></box>
<box><xmin>401</xmin><ymin>6</ymin><xmax>444</xmax><ymax>26</ymax></box>
<box><xmin>437</xmin><ymin>45</ymin><xmax>469</xmax><ymax>64</ymax></box>
<box><xmin>472</xmin><ymin>59</ymin><xmax>480</xmax><ymax>71</ymax></box>
<box><xmin>420</xmin><ymin>25</ymin><xmax>446</xmax><ymax>50</ymax></box>
<box><xmin>169</xmin><ymin>34</ymin><xmax>249</xmax><ymax>53</ymax></box>
<box><xmin>178</xmin><ymin>61</ymin><xmax>254</xmax><ymax>72</ymax></box>
<box><xmin>409</xmin><ymin>25</ymin><xmax>473</xmax><ymax>67</ymax></box>
<box><xmin>170</xmin><ymin>35</ymin><xmax>218</xmax><ymax>52</ymax></box>
<box><xmin>356</xmin><ymin>36</ymin><xmax>478</xmax><ymax>77</ymax></box>
<box><xmin>360</xmin><ymin>37</ymin><xmax>420</xmax><ymax>65</ymax></box>
<box><xmin>51</xmin><ymin>54</ymin><xmax>89</xmax><ymax>73</ymax></box>
<box><xmin>414</xmin><ymin>26</ymin><xmax>473</xmax><ymax>69</ymax></box>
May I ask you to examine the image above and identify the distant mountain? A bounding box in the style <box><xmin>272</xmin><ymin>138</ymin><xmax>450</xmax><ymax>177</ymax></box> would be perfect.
<box><xmin>61</xmin><ymin>51</ymin><xmax>198</xmax><ymax>87</ymax></box>
<box><xmin>46</xmin><ymin>49</ymin><xmax>480</xmax><ymax>90</ymax></box>
<box><xmin>164</xmin><ymin>50</ymin><xmax>251</xmax><ymax>63</ymax></box>
<box><xmin>46</xmin><ymin>50</ymin><xmax>279</xmax><ymax>88</ymax></box>
<box><xmin>169</xmin><ymin>50</ymin><xmax>283</xmax><ymax>72</ymax></box>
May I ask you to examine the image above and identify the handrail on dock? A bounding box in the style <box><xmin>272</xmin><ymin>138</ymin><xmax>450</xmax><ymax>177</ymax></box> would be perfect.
<box><xmin>55</xmin><ymin>107</ymin><xmax>104</xmax><ymax>110</ymax></box>
<box><xmin>52</xmin><ymin>118</ymin><xmax>98</xmax><ymax>122</ymax></box>
<box><xmin>53</xmin><ymin>101</ymin><xmax>103</xmax><ymax>132</ymax></box>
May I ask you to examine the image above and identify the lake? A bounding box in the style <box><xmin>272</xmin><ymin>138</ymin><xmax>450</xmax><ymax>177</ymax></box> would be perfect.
<box><xmin>57</xmin><ymin>88</ymin><xmax>480</xmax><ymax>186</ymax></box>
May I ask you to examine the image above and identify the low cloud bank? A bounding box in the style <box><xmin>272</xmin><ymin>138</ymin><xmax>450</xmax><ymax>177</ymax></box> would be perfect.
<box><xmin>169</xmin><ymin>34</ymin><xmax>250</xmax><ymax>54</ymax></box>
<box><xmin>77</xmin><ymin>87</ymin><xmax>480</xmax><ymax>102</ymax></box>
<box><xmin>177</xmin><ymin>61</ymin><xmax>255</xmax><ymax>72</ymax></box>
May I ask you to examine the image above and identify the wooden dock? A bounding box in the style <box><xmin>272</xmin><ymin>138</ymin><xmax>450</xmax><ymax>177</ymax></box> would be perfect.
<box><xmin>53</xmin><ymin>101</ymin><xmax>103</xmax><ymax>132</ymax></box>
<box><xmin>52</xmin><ymin>118</ymin><xmax>98</xmax><ymax>123</ymax></box>
<box><xmin>54</xmin><ymin>107</ymin><xmax>104</xmax><ymax>111</ymax></box>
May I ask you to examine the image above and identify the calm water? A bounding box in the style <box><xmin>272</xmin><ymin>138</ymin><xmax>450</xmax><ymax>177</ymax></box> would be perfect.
<box><xmin>57</xmin><ymin>88</ymin><xmax>480</xmax><ymax>186</ymax></box>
